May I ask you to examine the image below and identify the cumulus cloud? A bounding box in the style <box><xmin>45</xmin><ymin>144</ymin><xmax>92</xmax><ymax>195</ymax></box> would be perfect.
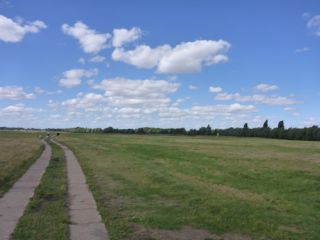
<box><xmin>59</xmin><ymin>68</ymin><xmax>98</xmax><ymax>88</ymax></box>
<box><xmin>93</xmin><ymin>78</ymin><xmax>179</xmax><ymax>107</ymax></box>
<box><xmin>78</xmin><ymin>57</ymin><xmax>85</xmax><ymax>64</ymax></box>
<box><xmin>90</xmin><ymin>55</ymin><xmax>106</xmax><ymax>62</ymax></box>
<box><xmin>0</xmin><ymin>14</ymin><xmax>47</xmax><ymax>42</ymax></box>
<box><xmin>306</xmin><ymin>14</ymin><xmax>320</xmax><ymax>36</ymax></box>
<box><xmin>112</xmin><ymin>44</ymin><xmax>171</xmax><ymax>69</ymax></box>
<box><xmin>188</xmin><ymin>85</ymin><xmax>198</xmax><ymax>90</ymax></box>
<box><xmin>208</xmin><ymin>84</ymin><xmax>299</xmax><ymax>106</ymax></box>
<box><xmin>62</xmin><ymin>21</ymin><xmax>111</xmax><ymax>53</ymax></box>
<box><xmin>214</xmin><ymin>92</ymin><xmax>299</xmax><ymax>106</ymax></box>
<box><xmin>112</xmin><ymin>39</ymin><xmax>231</xmax><ymax>73</ymax></box>
<box><xmin>159</xmin><ymin>103</ymin><xmax>257</xmax><ymax>120</ymax></box>
<box><xmin>284</xmin><ymin>107</ymin><xmax>295</xmax><ymax>111</ymax></box>
<box><xmin>0</xmin><ymin>104</ymin><xmax>42</xmax><ymax>119</ymax></box>
<box><xmin>254</xmin><ymin>83</ymin><xmax>279</xmax><ymax>92</ymax></box>
<box><xmin>295</xmin><ymin>47</ymin><xmax>310</xmax><ymax>53</ymax></box>
<box><xmin>303</xmin><ymin>117</ymin><xmax>319</xmax><ymax>127</ymax></box>
<box><xmin>0</xmin><ymin>86</ymin><xmax>35</xmax><ymax>99</ymax></box>
<box><xmin>62</xmin><ymin>93</ymin><xmax>104</xmax><ymax>110</ymax></box>
<box><xmin>0</xmin><ymin>104</ymin><xmax>44</xmax><ymax>127</ymax></box>
<box><xmin>157</xmin><ymin>40</ymin><xmax>230</xmax><ymax>73</ymax></box>
<box><xmin>209</xmin><ymin>86</ymin><xmax>223</xmax><ymax>93</ymax></box>
<box><xmin>112</xmin><ymin>27</ymin><xmax>142</xmax><ymax>47</ymax></box>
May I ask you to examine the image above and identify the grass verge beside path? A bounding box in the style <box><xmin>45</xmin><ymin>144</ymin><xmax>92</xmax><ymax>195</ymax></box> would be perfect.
<box><xmin>0</xmin><ymin>131</ymin><xmax>43</xmax><ymax>196</ymax></box>
<box><xmin>12</xmin><ymin>142</ymin><xmax>68</xmax><ymax>240</ymax></box>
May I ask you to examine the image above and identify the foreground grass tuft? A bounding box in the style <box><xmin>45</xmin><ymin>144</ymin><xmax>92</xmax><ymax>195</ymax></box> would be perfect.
<box><xmin>12</xmin><ymin>142</ymin><xmax>68</xmax><ymax>240</ymax></box>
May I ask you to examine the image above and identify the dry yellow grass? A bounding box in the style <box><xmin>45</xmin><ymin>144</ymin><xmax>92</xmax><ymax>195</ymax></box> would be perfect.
<box><xmin>0</xmin><ymin>131</ymin><xmax>43</xmax><ymax>196</ymax></box>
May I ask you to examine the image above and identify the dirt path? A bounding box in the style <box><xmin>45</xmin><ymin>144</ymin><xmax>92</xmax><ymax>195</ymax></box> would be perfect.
<box><xmin>53</xmin><ymin>140</ymin><xmax>109</xmax><ymax>240</ymax></box>
<box><xmin>0</xmin><ymin>140</ymin><xmax>51</xmax><ymax>240</ymax></box>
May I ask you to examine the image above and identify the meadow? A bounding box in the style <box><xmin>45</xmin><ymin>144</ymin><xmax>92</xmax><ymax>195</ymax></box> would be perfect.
<box><xmin>0</xmin><ymin>131</ymin><xmax>43</xmax><ymax>196</ymax></box>
<box><xmin>58</xmin><ymin>133</ymin><xmax>320</xmax><ymax>240</ymax></box>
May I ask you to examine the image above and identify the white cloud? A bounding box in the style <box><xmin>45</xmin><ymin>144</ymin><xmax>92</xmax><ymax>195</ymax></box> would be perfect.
<box><xmin>90</xmin><ymin>55</ymin><xmax>106</xmax><ymax>62</ymax></box>
<box><xmin>0</xmin><ymin>104</ymin><xmax>42</xmax><ymax>118</ymax></box>
<box><xmin>168</xmin><ymin>75</ymin><xmax>177</xmax><ymax>81</ymax></box>
<box><xmin>78</xmin><ymin>57</ymin><xmax>85</xmax><ymax>64</ymax></box>
<box><xmin>0</xmin><ymin>104</ymin><xmax>44</xmax><ymax>128</ymax></box>
<box><xmin>34</xmin><ymin>87</ymin><xmax>45</xmax><ymax>94</ymax></box>
<box><xmin>158</xmin><ymin>40</ymin><xmax>230</xmax><ymax>73</ymax></box>
<box><xmin>307</xmin><ymin>15</ymin><xmax>320</xmax><ymax>36</ymax></box>
<box><xmin>303</xmin><ymin>117</ymin><xmax>319</xmax><ymax>127</ymax></box>
<box><xmin>59</xmin><ymin>78</ymin><xmax>81</xmax><ymax>88</ymax></box>
<box><xmin>302</xmin><ymin>12</ymin><xmax>311</xmax><ymax>19</ymax></box>
<box><xmin>93</xmin><ymin>78</ymin><xmax>179</xmax><ymax>107</ymax></box>
<box><xmin>112</xmin><ymin>27</ymin><xmax>142</xmax><ymax>47</ymax></box>
<box><xmin>209</xmin><ymin>86</ymin><xmax>223</xmax><ymax>93</ymax></box>
<box><xmin>214</xmin><ymin>92</ymin><xmax>234</xmax><ymax>100</ymax></box>
<box><xmin>62</xmin><ymin>21</ymin><xmax>111</xmax><ymax>53</ymax></box>
<box><xmin>159</xmin><ymin>103</ymin><xmax>257</xmax><ymax>120</ymax></box>
<box><xmin>1</xmin><ymin>104</ymin><xmax>33</xmax><ymax>114</ymax></box>
<box><xmin>171</xmin><ymin>97</ymin><xmax>190</xmax><ymax>107</ymax></box>
<box><xmin>215</xmin><ymin>92</ymin><xmax>300</xmax><ymax>106</ymax></box>
<box><xmin>59</xmin><ymin>68</ymin><xmax>98</xmax><ymax>88</ymax></box>
<box><xmin>188</xmin><ymin>85</ymin><xmax>198</xmax><ymax>90</ymax></box>
<box><xmin>47</xmin><ymin>90</ymin><xmax>62</xmax><ymax>95</ymax></box>
<box><xmin>295</xmin><ymin>47</ymin><xmax>310</xmax><ymax>53</ymax></box>
<box><xmin>0</xmin><ymin>15</ymin><xmax>47</xmax><ymax>42</ymax></box>
<box><xmin>284</xmin><ymin>107</ymin><xmax>295</xmax><ymax>111</ymax></box>
<box><xmin>117</xmin><ymin>107</ymin><xmax>142</xmax><ymax>118</ymax></box>
<box><xmin>112</xmin><ymin>39</ymin><xmax>231</xmax><ymax>73</ymax></box>
<box><xmin>62</xmin><ymin>93</ymin><xmax>104</xmax><ymax>110</ymax></box>
<box><xmin>210</xmin><ymin>85</ymin><xmax>299</xmax><ymax>106</ymax></box>
<box><xmin>0</xmin><ymin>86</ymin><xmax>35</xmax><ymax>99</ymax></box>
<box><xmin>254</xmin><ymin>83</ymin><xmax>278</xmax><ymax>92</ymax></box>
<box><xmin>112</xmin><ymin>44</ymin><xmax>171</xmax><ymax>69</ymax></box>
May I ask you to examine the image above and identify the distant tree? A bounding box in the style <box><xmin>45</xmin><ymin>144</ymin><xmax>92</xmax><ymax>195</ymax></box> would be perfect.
<box><xmin>260</xmin><ymin>120</ymin><xmax>270</xmax><ymax>138</ymax></box>
<box><xmin>206</xmin><ymin>125</ymin><xmax>212</xmax><ymax>135</ymax></box>
<box><xmin>275</xmin><ymin>120</ymin><xmax>285</xmax><ymax>139</ymax></box>
<box><xmin>188</xmin><ymin>129</ymin><xmax>197</xmax><ymax>136</ymax></box>
<box><xmin>263</xmin><ymin>120</ymin><xmax>269</xmax><ymax>129</ymax></box>
<box><xmin>241</xmin><ymin>123</ymin><xmax>249</xmax><ymax>137</ymax></box>
<box><xmin>103</xmin><ymin>127</ymin><xmax>114</xmax><ymax>133</ymax></box>
<box><xmin>278</xmin><ymin>120</ymin><xmax>285</xmax><ymax>129</ymax></box>
<box><xmin>198</xmin><ymin>126</ymin><xmax>207</xmax><ymax>135</ymax></box>
<box><xmin>136</xmin><ymin>128</ymin><xmax>145</xmax><ymax>134</ymax></box>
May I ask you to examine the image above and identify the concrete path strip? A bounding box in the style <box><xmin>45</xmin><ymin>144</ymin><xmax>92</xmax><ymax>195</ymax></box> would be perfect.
<box><xmin>0</xmin><ymin>140</ymin><xmax>51</xmax><ymax>240</ymax></box>
<box><xmin>52</xmin><ymin>140</ymin><xmax>109</xmax><ymax>240</ymax></box>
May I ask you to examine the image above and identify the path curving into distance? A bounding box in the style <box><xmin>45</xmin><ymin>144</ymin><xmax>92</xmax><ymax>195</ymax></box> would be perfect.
<box><xmin>52</xmin><ymin>140</ymin><xmax>109</xmax><ymax>240</ymax></box>
<box><xmin>0</xmin><ymin>140</ymin><xmax>51</xmax><ymax>240</ymax></box>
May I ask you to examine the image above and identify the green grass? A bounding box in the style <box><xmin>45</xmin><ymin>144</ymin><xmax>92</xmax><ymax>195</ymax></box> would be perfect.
<box><xmin>0</xmin><ymin>131</ymin><xmax>43</xmax><ymax>197</ymax></box>
<box><xmin>59</xmin><ymin>134</ymin><xmax>320</xmax><ymax>240</ymax></box>
<box><xmin>12</xmin><ymin>142</ymin><xmax>69</xmax><ymax>240</ymax></box>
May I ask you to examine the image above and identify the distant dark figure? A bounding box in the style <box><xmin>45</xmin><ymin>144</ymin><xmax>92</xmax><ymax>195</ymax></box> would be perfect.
<box><xmin>57</xmin><ymin>132</ymin><xmax>60</xmax><ymax>136</ymax></box>
<box><xmin>47</xmin><ymin>133</ymin><xmax>50</xmax><ymax>137</ymax></box>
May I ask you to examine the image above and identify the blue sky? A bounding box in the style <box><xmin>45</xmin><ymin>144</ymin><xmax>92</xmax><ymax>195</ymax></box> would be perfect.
<box><xmin>0</xmin><ymin>0</ymin><xmax>319</xmax><ymax>129</ymax></box>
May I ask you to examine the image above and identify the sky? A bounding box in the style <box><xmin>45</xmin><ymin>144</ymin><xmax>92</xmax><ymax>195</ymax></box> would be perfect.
<box><xmin>0</xmin><ymin>0</ymin><xmax>319</xmax><ymax>129</ymax></box>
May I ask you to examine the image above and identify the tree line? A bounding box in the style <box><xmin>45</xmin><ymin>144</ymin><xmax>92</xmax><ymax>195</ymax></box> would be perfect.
<box><xmin>45</xmin><ymin>120</ymin><xmax>320</xmax><ymax>141</ymax></box>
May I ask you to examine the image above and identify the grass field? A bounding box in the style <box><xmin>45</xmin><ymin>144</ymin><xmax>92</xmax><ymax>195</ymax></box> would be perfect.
<box><xmin>12</xmin><ymin>142</ymin><xmax>69</xmax><ymax>240</ymax></box>
<box><xmin>0</xmin><ymin>131</ymin><xmax>43</xmax><ymax>197</ymax></box>
<box><xmin>59</xmin><ymin>134</ymin><xmax>320</xmax><ymax>240</ymax></box>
